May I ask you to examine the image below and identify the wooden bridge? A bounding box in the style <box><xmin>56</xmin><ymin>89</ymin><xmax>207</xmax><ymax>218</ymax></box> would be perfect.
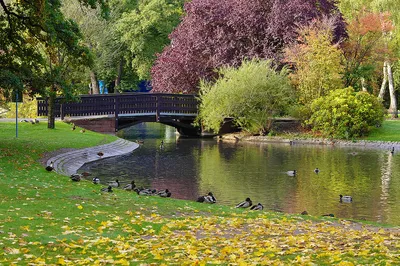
<box><xmin>37</xmin><ymin>93</ymin><xmax>202</xmax><ymax>136</ymax></box>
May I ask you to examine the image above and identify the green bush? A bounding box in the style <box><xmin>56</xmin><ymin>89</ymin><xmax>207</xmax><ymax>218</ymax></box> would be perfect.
<box><xmin>306</xmin><ymin>87</ymin><xmax>385</xmax><ymax>138</ymax></box>
<box><xmin>197</xmin><ymin>59</ymin><xmax>296</xmax><ymax>135</ymax></box>
<box><xmin>6</xmin><ymin>97</ymin><xmax>39</xmax><ymax>118</ymax></box>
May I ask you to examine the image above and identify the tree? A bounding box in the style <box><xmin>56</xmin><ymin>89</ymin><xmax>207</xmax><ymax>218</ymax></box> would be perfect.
<box><xmin>284</xmin><ymin>17</ymin><xmax>344</xmax><ymax>105</ymax></box>
<box><xmin>337</xmin><ymin>0</ymin><xmax>399</xmax><ymax>118</ymax></box>
<box><xmin>197</xmin><ymin>59</ymin><xmax>295</xmax><ymax>135</ymax></box>
<box><xmin>62</xmin><ymin>0</ymin><xmax>132</xmax><ymax>94</ymax></box>
<box><xmin>307</xmin><ymin>87</ymin><xmax>385</xmax><ymax>138</ymax></box>
<box><xmin>151</xmin><ymin>0</ymin><xmax>345</xmax><ymax>94</ymax></box>
<box><xmin>341</xmin><ymin>9</ymin><xmax>393</xmax><ymax>92</ymax></box>
<box><xmin>116</xmin><ymin>0</ymin><xmax>185</xmax><ymax>81</ymax></box>
<box><xmin>0</xmin><ymin>0</ymin><xmax>108</xmax><ymax>128</ymax></box>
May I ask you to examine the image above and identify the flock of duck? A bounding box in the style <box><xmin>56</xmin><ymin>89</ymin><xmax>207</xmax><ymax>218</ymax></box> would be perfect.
<box><xmin>196</xmin><ymin>192</ymin><xmax>264</xmax><ymax>210</ymax></box>
<box><xmin>71</xmin><ymin>175</ymin><xmax>173</xmax><ymax>198</ymax></box>
<box><xmin>45</xmin><ymin>147</ymin><xmax>364</xmax><ymax>213</ymax></box>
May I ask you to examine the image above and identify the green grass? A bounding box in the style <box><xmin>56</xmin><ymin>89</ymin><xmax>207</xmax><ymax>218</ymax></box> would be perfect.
<box><xmin>0</xmin><ymin>121</ymin><xmax>399</xmax><ymax>265</ymax></box>
<box><xmin>276</xmin><ymin>119</ymin><xmax>400</xmax><ymax>142</ymax></box>
<box><xmin>363</xmin><ymin>120</ymin><xmax>400</xmax><ymax>141</ymax></box>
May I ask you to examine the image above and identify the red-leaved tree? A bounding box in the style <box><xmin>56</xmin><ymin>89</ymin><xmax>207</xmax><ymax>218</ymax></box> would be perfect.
<box><xmin>151</xmin><ymin>0</ymin><xmax>345</xmax><ymax>93</ymax></box>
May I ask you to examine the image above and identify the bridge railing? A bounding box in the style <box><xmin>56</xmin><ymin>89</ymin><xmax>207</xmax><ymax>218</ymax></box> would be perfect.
<box><xmin>37</xmin><ymin>93</ymin><xmax>198</xmax><ymax>119</ymax></box>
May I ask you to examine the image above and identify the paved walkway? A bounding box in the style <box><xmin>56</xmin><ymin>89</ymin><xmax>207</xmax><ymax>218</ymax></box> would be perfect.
<box><xmin>47</xmin><ymin>139</ymin><xmax>139</xmax><ymax>176</ymax></box>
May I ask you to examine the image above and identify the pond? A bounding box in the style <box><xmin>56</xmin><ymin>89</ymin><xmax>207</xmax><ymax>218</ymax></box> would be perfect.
<box><xmin>79</xmin><ymin>123</ymin><xmax>400</xmax><ymax>226</ymax></box>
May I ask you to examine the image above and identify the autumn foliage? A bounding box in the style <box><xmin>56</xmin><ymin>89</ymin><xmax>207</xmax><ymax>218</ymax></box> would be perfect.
<box><xmin>341</xmin><ymin>9</ymin><xmax>394</xmax><ymax>91</ymax></box>
<box><xmin>284</xmin><ymin>17</ymin><xmax>344</xmax><ymax>105</ymax></box>
<box><xmin>151</xmin><ymin>0</ymin><xmax>345</xmax><ymax>93</ymax></box>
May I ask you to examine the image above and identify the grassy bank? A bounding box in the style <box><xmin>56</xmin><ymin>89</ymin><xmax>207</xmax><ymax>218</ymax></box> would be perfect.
<box><xmin>274</xmin><ymin>120</ymin><xmax>400</xmax><ymax>142</ymax></box>
<box><xmin>364</xmin><ymin>120</ymin><xmax>400</xmax><ymax>141</ymax></box>
<box><xmin>1</xmin><ymin>121</ymin><xmax>400</xmax><ymax>265</ymax></box>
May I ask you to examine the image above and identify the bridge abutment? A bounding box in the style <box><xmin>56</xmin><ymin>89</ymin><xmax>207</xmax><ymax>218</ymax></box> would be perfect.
<box><xmin>65</xmin><ymin>116</ymin><xmax>116</xmax><ymax>133</ymax></box>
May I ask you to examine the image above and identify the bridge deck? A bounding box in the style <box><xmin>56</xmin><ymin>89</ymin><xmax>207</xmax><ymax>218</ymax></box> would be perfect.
<box><xmin>37</xmin><ymin>93</ymin><xmax>200</xmax><ymax>134</ymax></box>
<box><xmin>37</xmin><ymin>93</ymin><xmax>198</xmax><ymax>119</ymax></box>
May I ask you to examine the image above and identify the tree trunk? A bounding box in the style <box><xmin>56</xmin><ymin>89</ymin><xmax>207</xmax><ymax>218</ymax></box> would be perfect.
<box><xmin>378</xmin><ymin>61</ymin><xmax>388</xmax><ymax>99</ymax></box>
<box><xmin>90</xmin><ymin>71</ymin><xmax>99</xmax><ymax>94</ymax></box>
<box><xmin>115</xmin><ymin>58</ymin><xmax>124</xmax><ymax>93</ymax></box>
<box><xmin>360</xmin><ymin>77</ymin><xmax>367</xmax><ymax>92</ymax></box>
<box><xmin>47</xmin><ymin>87</ymin><xmax>56</xmax><ymax>129</ymax></box>
<box><xmin>387</xmin><ymin>61</ymin><xmax>398</xmax><ymax>118</ymax></box>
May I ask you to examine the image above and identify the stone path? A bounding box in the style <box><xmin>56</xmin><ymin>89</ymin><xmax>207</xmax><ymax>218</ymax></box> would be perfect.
<box><xmin>47</xmin><ymin>138</ymin><xmax>139</xmax><ymax>176</ymax></box>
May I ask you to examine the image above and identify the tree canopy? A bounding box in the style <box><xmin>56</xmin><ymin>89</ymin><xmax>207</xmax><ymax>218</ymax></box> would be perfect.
<box><xmin>151</xmin><ymin>0</ymin><xmax>345</xmax><ymax>94</ymax></box>
<box><xmin>116</xmin><ymin>0</ymin><xmax>185</xmax><ymax>81</ymax></box>
<box><xmin>0</xmin><ymin>0</ymin><xmax>108</xmax><ymax>97</ymax></box>
<box><xmin>0</xmin><ymin>0</ymin><xmax>108</xmax><ymax>128</ymax></box>
<box><xmin>285</xmin><ymin>17</ymin><xmax>344</xmax><ymax>105</ymax></box>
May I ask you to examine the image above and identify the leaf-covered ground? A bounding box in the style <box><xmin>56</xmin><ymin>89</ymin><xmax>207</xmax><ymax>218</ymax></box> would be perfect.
<box><xmin>1</xmin><ymin>122</ymin><xmax>400</xmax><ymax>265</ymax></box>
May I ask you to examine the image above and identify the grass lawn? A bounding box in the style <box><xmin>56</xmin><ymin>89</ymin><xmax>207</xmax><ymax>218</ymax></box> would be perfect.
<box><xmin>1</xmin><ymin>121</ymin><xmax>400</xmax><ymax>265</ymax></box>
<box><xmin>364</xmin><ymin>120</ymin><xmax>400</xmax><ymax>141</ymax></box>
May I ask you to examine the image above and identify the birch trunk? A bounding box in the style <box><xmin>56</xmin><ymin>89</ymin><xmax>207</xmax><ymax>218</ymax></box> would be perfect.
<box><xmin>387</xmin><ymin>61</ymin><xmax>398</xmax><ymax>118</ymax></box>
<box><xmin>90</xmin><ymin>71</ymin><xmax>100</xmax><ymax>94</ymax></box>
<box><xmin>378</xmin><ymin>61</ymin><xmax>388</xmax><ymax>99</ymax></box>
<box><xmin>360</xmin><ymin>77</ymin><xmax>367</xmax><ymax>92</ymax></box>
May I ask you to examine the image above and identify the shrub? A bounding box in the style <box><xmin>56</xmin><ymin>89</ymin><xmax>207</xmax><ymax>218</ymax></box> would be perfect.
<box><xmin>306</xmin><ymin>87</ymin><xmax>385</xmax><ymax>138</ymax></box>
<box><xmin>6</xmin><ymin>96</ymin><xmax>39</xmax><ymax>119</ymax></box>
<box><xmin>197</xmin><ymin>59</ymin><xmax>296</xmax><ymax>135</ymax></box>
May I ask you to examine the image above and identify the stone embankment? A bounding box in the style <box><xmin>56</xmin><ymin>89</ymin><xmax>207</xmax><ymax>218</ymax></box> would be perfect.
<box><xmin>47</xmin><ymin>138</ymin><xmax>139</xmax><ymax>176</ymax></box>
<box><xmin>221</xmin><ymin>134</ymin><xmax>400</xmax><ymax>150</ymax></box>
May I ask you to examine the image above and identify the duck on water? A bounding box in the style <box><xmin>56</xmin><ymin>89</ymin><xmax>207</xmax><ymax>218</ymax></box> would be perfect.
<box><xmin>340</xmin><ymin>194</ymin><xmax>352</xmax><ymax>203</ymax></box>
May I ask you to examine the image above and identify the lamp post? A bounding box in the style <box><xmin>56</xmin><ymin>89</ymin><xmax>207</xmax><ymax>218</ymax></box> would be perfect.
<box><xmin>15</xmin><ymin>88</ymin><xmax>18</xmax><ymax>138</ymax></box>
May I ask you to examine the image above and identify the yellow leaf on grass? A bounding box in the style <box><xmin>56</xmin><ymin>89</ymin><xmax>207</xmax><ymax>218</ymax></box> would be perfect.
<box><xmin>338</xmin><ymin>261</ymin><xmax>354</xmax><ymax>266</ymax></box>
<box><xmin>5</xmin><ymin>247</ymin><xmax>20</xmax><ymax>254</ymax></box>
<box><xmin>114</xmin><ymin>259</ymin><xmax>130</xmax><ymax>265</ymax></box>
<box><xmin>58</xmin><ymin>258</ymin><xmax>66</xmax><ymax>265</ymax></box>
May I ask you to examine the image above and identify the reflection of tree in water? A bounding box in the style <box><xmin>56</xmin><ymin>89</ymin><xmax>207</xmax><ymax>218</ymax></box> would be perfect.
<box><xmin>377</xmin><ymin>151</ymin><xmax>393</xmax><ymax>223</ymax></box>
<box><xmin>80</xmin><ymin>123</ymin><xmax>400</xmax><ymax>224</ymax></box>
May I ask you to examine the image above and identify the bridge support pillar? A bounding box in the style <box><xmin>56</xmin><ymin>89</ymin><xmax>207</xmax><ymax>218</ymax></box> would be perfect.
<box><xmin>66</xmin><ymin>117</ymin><xmax>116</xmax><ymax>133</ymax></box>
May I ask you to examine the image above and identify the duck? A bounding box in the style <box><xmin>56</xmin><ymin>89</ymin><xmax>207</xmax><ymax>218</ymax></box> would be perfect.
<box><xmin>107</xmin><ymin>179</ymin><xmax>120</xmax><ymax>188</ymax></box>
<box><xmin>92</xmin><ymin>177</ymin><xmax>100</xmax><ymax>184</ymax></box>
<box><xmin>35</xmin><ymin>119</ymin><xmax>39</xmax><ymax>124</ymax></box>
<box><xmin>101</xmin><ymin>186</ymin><xmax>113</xmax><ymax>193</ymax></box>
<box><xmin>236</xmin><ymin>197</ymin><xmax>252</xmax><ymax>208</ymax></box>
<box><xmin>250</xmin><ymin>203</ymin><xmax>263</xmax><ymax>211</ymax></box>
<box><xmin>123</xmin><ymin>180</ymin><xmax>136</xmax><ymax>191</ymax></box>
<box><xmin>301</xmin><ymin>210</ymin><xmax>308</xmax><ymax>215</ymax></box>
<box><xmin>80</xmin><ymin>129</ymin><xmax>85</xmax><ymax>133</ymax></box>
<box><xmin>71</xmin><ymin>125</ymin><xmax>76</xmax><ymax>131</ymax></box>
<box><xmin>70</xmin><ymin>174</ymin><xmax>81</xmax><ymax>182</ymax></box>
<box><xmin>339</xmin><ymin>194</ymin><xmax>352</xmax><ymax>203</ymax></box>
<box><xmin>30</xmin><ymin>119</ymin><xmax>35</xmax><ymax>124</ymax></box>
<box><xmin>135</xmin><ymin>188</ymin><xmax>157</xmax><ymax>196</ymax></box>
<box><xmin>287</xmin><ymin>170</ymin><xmax>296</xmax><ymax>176</ymax></box>
<box><xmin>314</xmin><ymin>168</ymin><xmax>320</xmax><ymax>174</ymax></box>
<box><xmin>322</xmin><ymin>213</ymin><xmax>335</xmax><ymax>217</ymax></box>
<box><xmin>97</xmin><ymin>151</ymin><xmax>104</xmax><ymax>158</ymax></box>
<box><xmin>391</xmin><ymin>147</ymin><xmax>395</xmax><ymax>154</ymax></box>
<box><xmin>197</xmin><ymin>192</ymin><xmax>216</xmax><ymax>203</ymax></box>
<box><xmin>157</xmin><ymin>189</ymin><xmax>171</xmax><ymax>197</ymax></box>
<box><xmin>45</xmin><ymin>161</ymin><xmax>54</xmax><ymax>172</ymax></box>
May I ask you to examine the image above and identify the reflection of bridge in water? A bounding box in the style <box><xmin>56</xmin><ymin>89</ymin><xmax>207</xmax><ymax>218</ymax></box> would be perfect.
<box><xmin>37</xmin><ymin>93</ymin><xmax>203</xmax><ymax>136</ymax></box>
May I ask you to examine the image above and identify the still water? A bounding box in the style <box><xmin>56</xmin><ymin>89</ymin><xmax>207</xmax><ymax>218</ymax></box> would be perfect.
<box><xmin>79</xmin><ymin>123</ymin><xmax>400</xmax><ymax>225</ymax></box>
